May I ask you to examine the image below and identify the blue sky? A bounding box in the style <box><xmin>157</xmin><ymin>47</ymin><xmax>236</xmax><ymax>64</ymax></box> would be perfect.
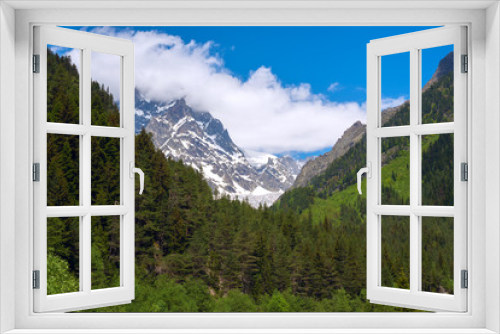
<box><xmin>63</xmin><ymin>26</ymin><xmax>453</xmax><ymax>157</ymax></box>
<box><xmin>106</xmin><ymin>26</ymin><xmax>449</xmax><ymax>103</ymax></box>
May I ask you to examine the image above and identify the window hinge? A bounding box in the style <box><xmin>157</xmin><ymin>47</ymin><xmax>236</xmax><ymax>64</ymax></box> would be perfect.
<box><xmin>33</xmin><ymin>270</ymin><xmax>40</xmax><ymax>289</ymax></box>
<box><xmin>33</xmin><ymin>54</ymin><xmax>40</xmax><ymax>73</ymax></box>
<box><xmin>461</xmin><ymin>54</ymin><xmax>468</xmax><ymax>73</ymax></box>
<box><xmin>33</xmin><ymin>163</ymin><xmax>40</xmax><ymax>182</ymax></box>
<box><xmin>461</xmin><ymin>270</ymin><xmax>468</xmax><ymax>289</ymax></box>
<box><xmin>461</xmin><ymin>162</ymin><xmax>468</xmax><ymax>181</ymax></box>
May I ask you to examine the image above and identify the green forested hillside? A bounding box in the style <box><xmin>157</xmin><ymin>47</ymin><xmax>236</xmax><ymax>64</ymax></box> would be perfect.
<box><xmin>277</xmin><ymin>57</ymin><xmax>455</xmax><ymax>295</ymax></box>
<box><xmin>47</xmin><ymin>48</ymin><xmax>454</xmax><ymax>312</ymax></box>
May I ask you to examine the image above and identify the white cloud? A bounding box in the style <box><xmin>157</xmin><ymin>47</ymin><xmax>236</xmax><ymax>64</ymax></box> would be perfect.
<box><xmin>381</xmin><ymin>96</ymin><xmax>407</xmax><ymax>110</ymax></box>
<box><xmin>327</xmin><ymin>82</ymin><xmax>340</xmax><ymax>92</ymax></box>
<box><xmin>66</xmin><ymin>46</ymin><xmax>121</xmax><ymax>102</ymax></box>
<box><xmin>72</xmin><ymin>27</ymin><xmax>369</xmax><ymax>154</ymax></box>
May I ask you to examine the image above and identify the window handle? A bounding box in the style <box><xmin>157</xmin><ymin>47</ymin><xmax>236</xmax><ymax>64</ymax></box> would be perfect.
<box><xmin>357</xmin><ymin>162</ymin><xmax>371</xmax><ymax>195</ymax></box>
<box><xmin>130</xmin><ymin>162</ymin><xmax>144</xmax><ymax>195</ymax></box>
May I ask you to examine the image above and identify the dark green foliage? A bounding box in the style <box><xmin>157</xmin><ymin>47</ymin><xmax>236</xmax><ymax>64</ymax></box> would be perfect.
<box><xmin>381</xmin><ymin>136</ymin><xmax>410</xmax><ymax>205</ymax></box>
<box><xmin>91</xmin><ymin>81</ymin><xmax>120</xmax><ymax>126</ymax></box>
<box><xmin>385</xmin><ymin>101</ymin><xmax>410</xmax><ymax>127</ymax></box>
<box><xmin>91</xmin><ymin>137</ymin><xmax>121</xmax><ymax>205</ymax></box>
<box><xmin>278</xmin><ymin>56</ymin><xmax>457</xmax><ymax>299</ymax></box>
<box><xmin>78</xmin><ymin>131</ymin><xmax>407</xmax><ymax>311</ymax></box>
<box><xmin>134</xmin><ymin>129</ymin><xmax>214</xmax><ymax>270</ymax></box>
<box><xmin>91</xmin><ymin>216</ymin><xmax>121</xmax><ymax>289</ymax></box>
<box><xmin>277</xmin><ymin>186</ymin><xmax>316</xmax><ymax>214</ymax></box>
<box><xmin>47</xmin><ymin>134</ymin><xmax>79</xmax><ymax>206</ymax></box>
<box><xmin>47</xmin><ymin>217</ymin><xmax>80</xmax><ymax>293</ymax></box>
<box><xmin>47</xmin><ymin>49</ymin><xmax>80</xmax><ymax>124</ymax></box>
<box><xmin>422</xmin><ymin>71</ymin><xmax>454</xmax><ymax>123</ymax></box>
<box><xmin>47</xmin><ymin>253</ymin><xmax>80</xmax><ymax>295</ymax></box>
<box><xmin>421</xmin><ymin>217</ymin><xmax>454</xmax><ymax>294</ymax></box>
<box><xmin>381</xmin><ymin>216</ymin><xmax>410</xmax><ymax>289</ymax></box>
<box><xmin>422</xmin><ymin>134</ymin><xmax>454</xmax><ymax>206</ymax></box>
<box><xmin>277</xmin><ymin>136</ymin><xmax>368</xmax><ymax>207</ymax></box>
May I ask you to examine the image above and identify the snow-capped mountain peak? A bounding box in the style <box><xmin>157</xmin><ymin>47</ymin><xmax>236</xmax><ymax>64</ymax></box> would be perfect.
<box><xmin>140</xmin><ymin>96</ymin><xmax>303</xmax><ymax>207</ymax></box>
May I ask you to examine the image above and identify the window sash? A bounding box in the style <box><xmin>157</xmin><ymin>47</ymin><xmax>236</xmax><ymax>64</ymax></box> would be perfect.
<box><xmin>366</xmin><ymin>26</ymin><xmax>468</xmax><ymax>312</ymax></box>
<box><xmin>33</xmin><ymin>26</ymin><xmax>136</xmax><ymax>313</ymax></box>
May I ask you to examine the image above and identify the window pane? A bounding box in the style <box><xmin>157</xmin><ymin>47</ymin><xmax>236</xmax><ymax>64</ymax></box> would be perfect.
<box><xmin>422</xmin><ymin>134</ymin><xmax>454</xmax><ymax>206</ymax></box>
<box><xmin>47</xmin><ymin>45</ymin><xmax>80</xmax><ymax>124</ymax></box>
<box><xmin>421</xmin><ymin>45</ymin><xmax>454</xmax><ymax>124</ymax></box>
<box><xmin>47</xmin><ymin>217</ymin><xmax>80</xmax><ymax>295</ymax></box>
<box><xmin>91</xmin><ymin>137</ymin><xmax>120</xmax><ymax>205</ymax></box>
<box><xmin>381</xmin><ymin>137</ymin><xmax>410</xmax><ymax>205</ymax></box>
<box><xmin>91</xmin><ymin>52</ymin><xmax>121</xmax><ymax>127</ymax></box>
<box><xmin>381</xmin><ymin>52</ymin><xmax>410</xmax><ymax>127</ymax></box>
<box><xmin>421</xmin><ymin>217</ymin><xmax>454</xmax><ymax>294</ymax></box>
<box><xmin>92</xmin><ymin>216</ymin><xmax>120</xmax><ymax>290</ymax></box>
<box><xmin>47</xmin><ymin>133</ymin><xmax>79</xmax><ymax>206</ymax></box>
<box><xmin>381</xmin><ymin>215</ymin><xmax>410</xmax><ymax>290</ymax></box>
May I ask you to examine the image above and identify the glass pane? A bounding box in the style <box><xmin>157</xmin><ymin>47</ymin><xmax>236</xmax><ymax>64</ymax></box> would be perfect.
<box><xmin>421</xmin><ymin>217</ymin><xmax>454</xmax><ymax>294</ymax></box>
<box><xmin>421</xmin><ymin>45</ymin><xmax>454</xmax><ymax>124</ymax></box>
<box><xmin>381</xmin><ymin>137</ymin><xmax>410</xmax><ymax>205</ymax></box>
<box><xmin>47</xmin><ymin>217</ymin><xmax>80</xmax><ymax>295</ymax></box>
<box><xmin>47</xmin><ymin>45</ymin><xmax>80</xmax><ymax>124</ymax></box>
<box><xmin>422</xmin><ymin>134</ymin><xmax>454</xmax><ymax>206</ymax></box>
<box><xmin>47</xmin><ymin>134</ymin><xmax>79</xmax><ymax>206</ymax></box>
<box><xmin>91</xmin><ymin>216</ymin><xmax>120</xmax><ymax>290</ymax></box>
<box><xmin>91</xmin><ymin>137</ymin><xmax>120</xmax><ymax>205</ymax></box>
<box><xmin>381</xmin><ymin>215</ymin><xmax>410</xmax><ymax>290</ymax></box>
<box><xmin>91</xmin><ymin>52</ymin><xmax>121</xmax><ymax>127</ymax></box>
<box><xmin>381</xmin><ymin>52</ymin><xmax>410</xmax><ymax>127</ymax></box>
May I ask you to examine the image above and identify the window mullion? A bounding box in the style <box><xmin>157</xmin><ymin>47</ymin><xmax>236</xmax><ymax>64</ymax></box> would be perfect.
<box><xmin>82</xmin><ymin>48</ymin><xmax>92</xmax><ymax>294</ymax></box>
<box><xmin>82</xmin><ymin>213</ymin><xmax>91</xmax><ymax>293</ymax></box>
<box><xmin>78</xmin><ymin>48</ymin><xmax>84</xmax><ymax>291</ymax></box>
<box><xmin>365</xmin><ymin>49</ymin><xmax>379</xmax><ymax>298</ymax></box>
<box><xmin>409</xmin><ymin>47</ymin><xmax>420</xmax><ymax>294</ymax></box>
<box><xmin>416</xmin><ymin>48</ymin><xmax>424</xmax><ymax>293</ymax></box>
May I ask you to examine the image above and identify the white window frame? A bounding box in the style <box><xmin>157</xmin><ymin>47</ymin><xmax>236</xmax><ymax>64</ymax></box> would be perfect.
<box><xmin>33</xmin><ymin>26</ymin><xmax>136</xmax><ymax>312</ymax></box>
<box><xmin>366</xmin><ymin>26</ymin><xmax>467</xmax><ymax>312</ymax></box>
<box><xmin>1</xmin><ymin>1</ymin><xmax>498</xmax><ymax>333</ymax></box>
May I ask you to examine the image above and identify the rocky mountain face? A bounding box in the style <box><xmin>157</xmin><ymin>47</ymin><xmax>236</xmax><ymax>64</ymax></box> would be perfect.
<box><xmin>423</xmin><ymin>51</ymin><xmax>454</xmax><ymax>91</ymax></box>
<box><xmin>292</xmin><ymin>121</ymin><xmax>366</xmax><ymax>188</ymax></box>
<box><xmin>382</xmin><ymin>51</ymin><xmax>454</xmax><ymax>125</ymax></box>
<box><xmin>135</xmin><ymin>90</ymin><xmax>176</xmax><ymax>132</ymax></box>
<box><xmin>141</xmin><ymin>98</ymin><xmax>303</xmax><ymax>207</ymax></box>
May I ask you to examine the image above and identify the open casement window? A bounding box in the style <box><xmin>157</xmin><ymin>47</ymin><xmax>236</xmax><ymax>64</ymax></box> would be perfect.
<box><xmin>33</xmin><ymin>26</ymin><xmax>139</xmax><ymax>312</ymax></box>
<box><xmin>363</xmin><ymin>26</ymin><xmax>467</xmax><ymax>312</ymax></box>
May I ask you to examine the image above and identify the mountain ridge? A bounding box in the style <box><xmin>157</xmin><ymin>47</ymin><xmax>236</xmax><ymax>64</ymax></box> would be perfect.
<box><xmin>292</xmin><ymin>121</ymin><xmax>366</xmax><ymax>189</ymax></box>
<box><xmin>143</xmin><ymin>98</ymin><xmax>303</xmax><ymax>207</ymax></box>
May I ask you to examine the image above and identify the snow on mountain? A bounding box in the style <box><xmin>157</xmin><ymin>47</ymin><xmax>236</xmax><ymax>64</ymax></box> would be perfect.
<box><xmin>245</xmin><ymin>150</ymin><xmax>278</xmax><ymax>168</ymax></box>
<box><xmin>139</xmin><ymin>96</ymin><xmax>304</xmax><ymax>207</ymax></box>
